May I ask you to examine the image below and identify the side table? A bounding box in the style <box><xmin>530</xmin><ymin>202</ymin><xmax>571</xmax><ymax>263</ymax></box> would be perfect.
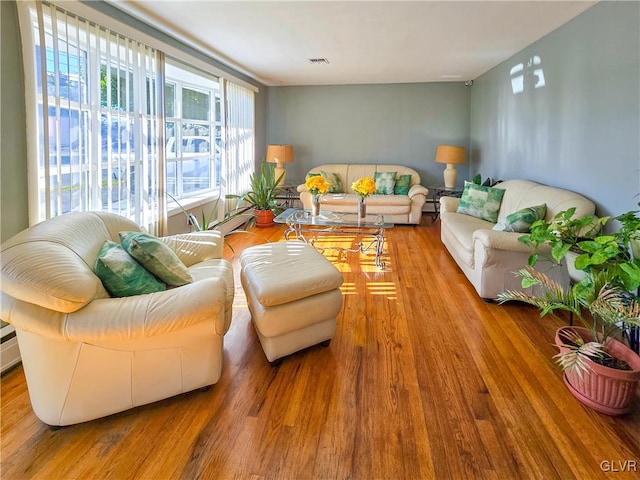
<box><xmin>274</xmin><ymin>184</ymin><xmax>302</xmax><ymax>209</ymax></box>
<box><xmin>427</xmin><ymin>184</ymin><xmax>464</xmax><ymax>220</ymax></box>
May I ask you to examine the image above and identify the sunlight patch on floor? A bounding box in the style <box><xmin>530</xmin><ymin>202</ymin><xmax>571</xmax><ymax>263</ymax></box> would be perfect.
<box><xmin>366</xmin><ymin>281</ymin><xmax>397</xmax><ymax>299</ymax></box>
<box><xmin>340</xmin><ymin>281</ymin><xmax>397</xmax><ymax>300</ymax></box>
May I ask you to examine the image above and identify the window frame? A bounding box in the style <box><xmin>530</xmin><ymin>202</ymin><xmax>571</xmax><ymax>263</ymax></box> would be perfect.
<box><xmin>164</xmin><ymin>60</ymin><xmax>223</xmax><ymax>203</ymax></box>
<box><xmin>18</xmin><ymin>0</ymin><xmax>257</xmax><ymax>232</ymax></box>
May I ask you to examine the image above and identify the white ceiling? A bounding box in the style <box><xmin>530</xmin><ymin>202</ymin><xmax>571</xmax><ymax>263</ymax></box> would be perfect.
<box><xmin>109</xmin><ymin>0</ymin><xmax>597</xmax><ymax>86</ymax></box>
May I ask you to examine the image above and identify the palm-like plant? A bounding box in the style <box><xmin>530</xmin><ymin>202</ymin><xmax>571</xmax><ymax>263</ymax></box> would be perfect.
<box><xmin>498</xmin><ymin>268</ymin><xmax>640</xmax><ymax>375</ymax></box>
<box><xmin>232</xmin><ymin>160</ymin><xmax>284</xmax><ymax>212</ymax></box>
<box><xmin>168</xmin><ymin>192</ymin><xmax>255</xmax><ymax>232</ymax></box>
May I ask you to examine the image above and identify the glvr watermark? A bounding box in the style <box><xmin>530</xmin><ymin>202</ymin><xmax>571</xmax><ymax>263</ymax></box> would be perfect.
<box><xmin>600</xmin><ymin>460</ymin><xmax>638</xmax><ymax>473</ymax></box>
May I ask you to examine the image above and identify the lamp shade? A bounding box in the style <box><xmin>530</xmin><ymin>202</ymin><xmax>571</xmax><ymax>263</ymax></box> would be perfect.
<box><xmin>266</xmin><ymin>145</ymin><xmax>294</xmax><ymax>164</ymax></box>
<box><xmin>435</xmin><ymin>145</ymin><xmax>466</xmax><ymax>165</ymax></box>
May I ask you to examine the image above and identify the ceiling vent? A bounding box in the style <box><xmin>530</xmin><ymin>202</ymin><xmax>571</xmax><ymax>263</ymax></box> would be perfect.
<box><xmin>309</xmin><ymin>58</ymin><xmax>329</xmax><ymax>65</ymax></box>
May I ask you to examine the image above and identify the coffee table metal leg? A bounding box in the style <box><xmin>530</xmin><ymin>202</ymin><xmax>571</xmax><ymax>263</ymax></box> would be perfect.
<box><xmin>374</xmin><ymin>228</ymin><xmax>386</xmax><ymax>269</ymax></box>
<box><xmin>284</xmin><ymin>222</ymin><xmax>306</xmax><ymax>242</ymax></box>
<box><xmin>283</xmin><ymin>222</ymin><xmax>388</xmax><ymax>269</ymax></box>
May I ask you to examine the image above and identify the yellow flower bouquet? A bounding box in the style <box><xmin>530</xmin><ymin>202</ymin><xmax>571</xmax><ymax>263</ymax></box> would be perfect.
<box><xmin>305</xmin><ymin>175</ymin><xmax>330</xmax><ymax>195</ymax></box>
<box><xmin>351</xmin><ymin>177</ymin><xmax>376</xmax><ymax>199</ymax></box>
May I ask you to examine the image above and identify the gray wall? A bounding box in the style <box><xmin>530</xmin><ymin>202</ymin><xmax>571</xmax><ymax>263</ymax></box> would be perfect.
<box><xmin>1</xmin><ymin>1</ymin><xmax>29</xmax><ymax>242</ymax></box>
<box><xmin>470</xmin><ymin>1</ymin><xmax>640</xmax><ymax>218</ymax></box>
<box><xmin>266</xmin><ymin>83</ymin><xmax>471</xmax><ymax>186</ymax></box>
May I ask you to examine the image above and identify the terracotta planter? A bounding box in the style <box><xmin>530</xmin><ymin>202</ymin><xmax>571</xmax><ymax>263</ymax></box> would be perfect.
<box><xmin>555</xmin><ymin>326</ymin><xmax>640</xmax><ymax>415</ymax></box>
<box><xmin>254</xmin><ymin>209</ymin><xmax>275</xmax><ymax>228</ymax></box>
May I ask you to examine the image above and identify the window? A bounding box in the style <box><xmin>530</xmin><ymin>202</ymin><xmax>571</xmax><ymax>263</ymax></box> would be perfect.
<box><xmin>24</xmin><ymin>2</ymin><xmax>160</xmax><ymax>231</ymax></box>
<box><xmin>165</xmin><ymin>61</ymin><xmax>222</xmax><ymax>200</ymax></box>
<box><xmin>19</xmin><ymin>1</ymin><xmax>256</xmax><ymax>234</ymax></box>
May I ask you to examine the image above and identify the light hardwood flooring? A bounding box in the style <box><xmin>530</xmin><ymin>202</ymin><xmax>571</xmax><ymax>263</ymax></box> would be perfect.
<box><xmin>1</xmin><ymin>215</ymin><xmax>639</xmax><ymax>479</ymax></box>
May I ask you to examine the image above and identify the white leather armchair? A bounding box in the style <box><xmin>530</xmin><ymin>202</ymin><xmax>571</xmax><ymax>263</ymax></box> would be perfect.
<box><xmin>0</xmin><ymin>212</ymin><xmax>234</xmax><ymax>426</ymax></box>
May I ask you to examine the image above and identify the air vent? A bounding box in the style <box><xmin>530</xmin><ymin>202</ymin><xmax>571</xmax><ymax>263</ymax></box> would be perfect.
<box><xmin>309</xmin><ymin>58</ymin><xmax>329</xmax><ymax>65</ymax></box>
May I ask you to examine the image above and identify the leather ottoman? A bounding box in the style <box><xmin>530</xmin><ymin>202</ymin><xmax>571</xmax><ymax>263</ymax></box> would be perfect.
<box><xmin>240</xmin><ymin>241</ymin><xmax>344</xmax><ymax>365</ymax></box>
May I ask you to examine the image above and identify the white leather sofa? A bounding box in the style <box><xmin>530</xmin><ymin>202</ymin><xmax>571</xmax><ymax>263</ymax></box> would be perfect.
<box><xmin>440</xmin><ymin>179</ymin><xmax>596</xmax><ymax>299</ymax></box>
<box><xmin>0</xmin><ymin>212</ymin><xmax>234</xmax><ymax>426</ymax></box>
<box><xmin>297</xmin><ymin>164</ymin><xmax>429</xmax><ymax>224</ymax></box>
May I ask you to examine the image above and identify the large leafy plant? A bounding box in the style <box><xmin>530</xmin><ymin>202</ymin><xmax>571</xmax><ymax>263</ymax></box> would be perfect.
<box><xmin>573</xmin><ymin>235</ymin><xmax>640</xmax><ymax>293</ymax></box>
<box><xmin>502</xmin><ymin>202</ymin><xmax>640</xmax><ymax>372</ymax></box>
<box><xmin>614</xmin><ymin>203</ymin><xmax>640</xmax><ymax>250</ymax></box>
<box><xmin>519</xmin><ymin>207</ymin><xmax>608</xmax><ymax>267</ymax></box>
<box><xmin>231</xmin><ymin>160</ymin><xmax>284</xmax><ymax>212</ymax></box>
<box><xmin>169</xmin><ymin>193</ymin><xmax>255</xmax><ymax>232</ymax></box>
<box><xmin>498</xmin><ymin>268</ymin><xmax>640</xmax><ymax>376</ymax></box>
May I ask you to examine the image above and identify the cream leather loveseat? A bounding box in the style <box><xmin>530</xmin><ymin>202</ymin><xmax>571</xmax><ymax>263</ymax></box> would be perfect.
<box><xmin>297</xmin><ymin>164</ymin><xmax>429</xmax><ymax>224</ymax></box>
<box><xmin>440</xmin><ymin>179</ymin><xmax>596</xmax><ymax>299</ymax></box>
<box><xmin>0</xmin><ymin>212</ymin><xmax>234</xmax><ymax>426</ymax></box>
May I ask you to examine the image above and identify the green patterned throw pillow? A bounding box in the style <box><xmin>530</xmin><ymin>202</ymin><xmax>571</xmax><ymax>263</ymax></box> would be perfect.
<box><xmin>94</xmin><ymin>240</ymin><xmax>166</xmax><ymax>297</ymax></box>
<box><xmin>119</xmin><ymin>231</ymin><xmax>192</xmax><ymax>286</ymax></box>
<box><xmin>493</xmin><ymin>204</ymin><xmax>547</xmax><ymax>232</ymax></box>
<box><xmin>394</xmin><ymin>174</ymin><xmax>411</xmax><ymax>195</ymax></box>
<box><xmin>374</xmin><ymin>171</ymin><xmax>396</xmax><ymax>195</ymax></box>
<box><xmin>456</xmin><ymin>183</ymin><xmax>505</xmax><ymax>223</ymax></box>
<box><xmin>320</xmin><ymin>171</ymin><xmax>344</xmax><ymax>193</ymax></box>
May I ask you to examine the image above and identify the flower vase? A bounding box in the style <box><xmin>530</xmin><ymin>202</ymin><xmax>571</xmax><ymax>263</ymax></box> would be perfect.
<box><xmin>311</xmin><ymin>194</ymin><xmax>321</xmax><ymax>217</ymax></box>
<box><xmin>357</xmin><ymin>197</ymin><xmax>366</xmax><ymax>219</ymax></box>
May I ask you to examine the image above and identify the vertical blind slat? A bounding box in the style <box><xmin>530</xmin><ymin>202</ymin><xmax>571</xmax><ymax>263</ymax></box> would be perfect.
<box><xmin>25</xmin><ymin>2</ymin><xmax>254</xmax><ymax>235</ymax></box>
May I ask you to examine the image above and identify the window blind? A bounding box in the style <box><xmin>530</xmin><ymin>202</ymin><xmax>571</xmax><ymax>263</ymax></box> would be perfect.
<box><xmin>224</xmin><ymin>81</ymin><xmax>255</xmax><ymax>198</ymax></box>
<box><xmin>23</xmin><ymin>2</ymin><xmax>162</xmax><ymax>234</ymax></box>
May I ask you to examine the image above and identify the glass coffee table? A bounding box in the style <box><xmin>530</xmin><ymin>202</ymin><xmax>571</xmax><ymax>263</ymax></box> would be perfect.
<box><xmin>274</xmin><ymin>208</ymin><xmax>394</xmax><ymax>269</ymax></box>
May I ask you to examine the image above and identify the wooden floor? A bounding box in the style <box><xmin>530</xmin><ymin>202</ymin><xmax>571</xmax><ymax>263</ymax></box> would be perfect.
<box><xmin>2</xmin><ymin>215</ymin><xmax>639</xmax><ymax>480</ymax></box>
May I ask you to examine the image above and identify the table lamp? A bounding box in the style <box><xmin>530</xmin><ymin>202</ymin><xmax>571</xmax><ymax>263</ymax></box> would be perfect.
<box><xmin>435</xmin><ymin>145</ymin><xmax>466</xmax><ymax>189</ymax></box>
<box><xmin>266</xmin><ymin>144</ymin><xmax>294</xmax><ymax>184</ymax></box>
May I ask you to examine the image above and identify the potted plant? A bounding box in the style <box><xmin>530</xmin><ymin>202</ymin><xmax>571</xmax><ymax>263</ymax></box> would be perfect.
<box><xmin>611</xmin><ymin>203</ymin><xmax>640</xmax><ymax>352</ymax></box>
<box><xmin>305</xmin><ymin>175</ymin><xmax>330</xmax><ymax>217</ymax></box>
<box><xmin>572</xmin><ymin>233</ymin><xmax>640</xmax><ymax>294</ymax></box>
<box><xmin>519</xmin><ymin>207</ymin><xmax>609</xmax><ymax>281</ymax></box>
<box><xmin>351</xmin><ymin>176</ymin><xmax>376</xmax><ymax>219</ymax></box>
<box><xmin>470</xmin><ymin>173</ymin><xmax>500</xmax><ymax>187</ymax></box>
<box><xmin>168</xmin><ymin>193</ymin><xmax>272</xmax><ymax>255</ymax></box>
<box><xmin>615</xmin><ymin>203</ymin><xmax>640</xmax><ymax>259</ymax></box>
<box><xmin>169</xmin><ymin>192</ymin><xmax>255</xmax><ymax>233</ymax></box>
<box><xmin>230</xmin><ymin>160</ymin><xmax>285</xmax><ymax>227</ymax></box>
<box><xmin>498</xmin><ymin>267</ymin><xmax>640</xmax><ymax>415</ymax></box>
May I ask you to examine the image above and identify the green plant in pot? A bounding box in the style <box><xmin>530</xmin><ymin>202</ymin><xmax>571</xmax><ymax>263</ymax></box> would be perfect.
<box><xmin>573</xmin><ymin>234</ymin><xmax>640</xmax><ymax>294</ymax></box>
<box><xmin>519</xmin><ymin>207</ymin><xmax>609</xmax><ymax>282</ymax></box>
<box><xmin>470</xmin><ymin>173</ymin><xmax>500</xmax><ymax>187</ymax></box>
<box><xmin>169</xmin><ymin>192</ymin><xmax>256</xmax><ymax>233</ymax></box>
<box><xmin>168</xmin><ymin>192</ymin><xmax>272</xmax><ymax>255</ymax></box>
<box><xmin>228</xmin><ymin>160</ymin><xmax>285</xmax><ymax>228</ymax></box>
<box><xmin>611</xmin><ymin>203</ymin><xmax>640</xmax><ymax>352</ymax></box>
<box><xmin>498</xmin><ymin>267</ymin><xmax>640</xmax><ymax>415</ymax></box>
<box><xmin>614</xmin><ymin>203</ymin><xmax>640</xmax><ymax>259</ymax></box>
